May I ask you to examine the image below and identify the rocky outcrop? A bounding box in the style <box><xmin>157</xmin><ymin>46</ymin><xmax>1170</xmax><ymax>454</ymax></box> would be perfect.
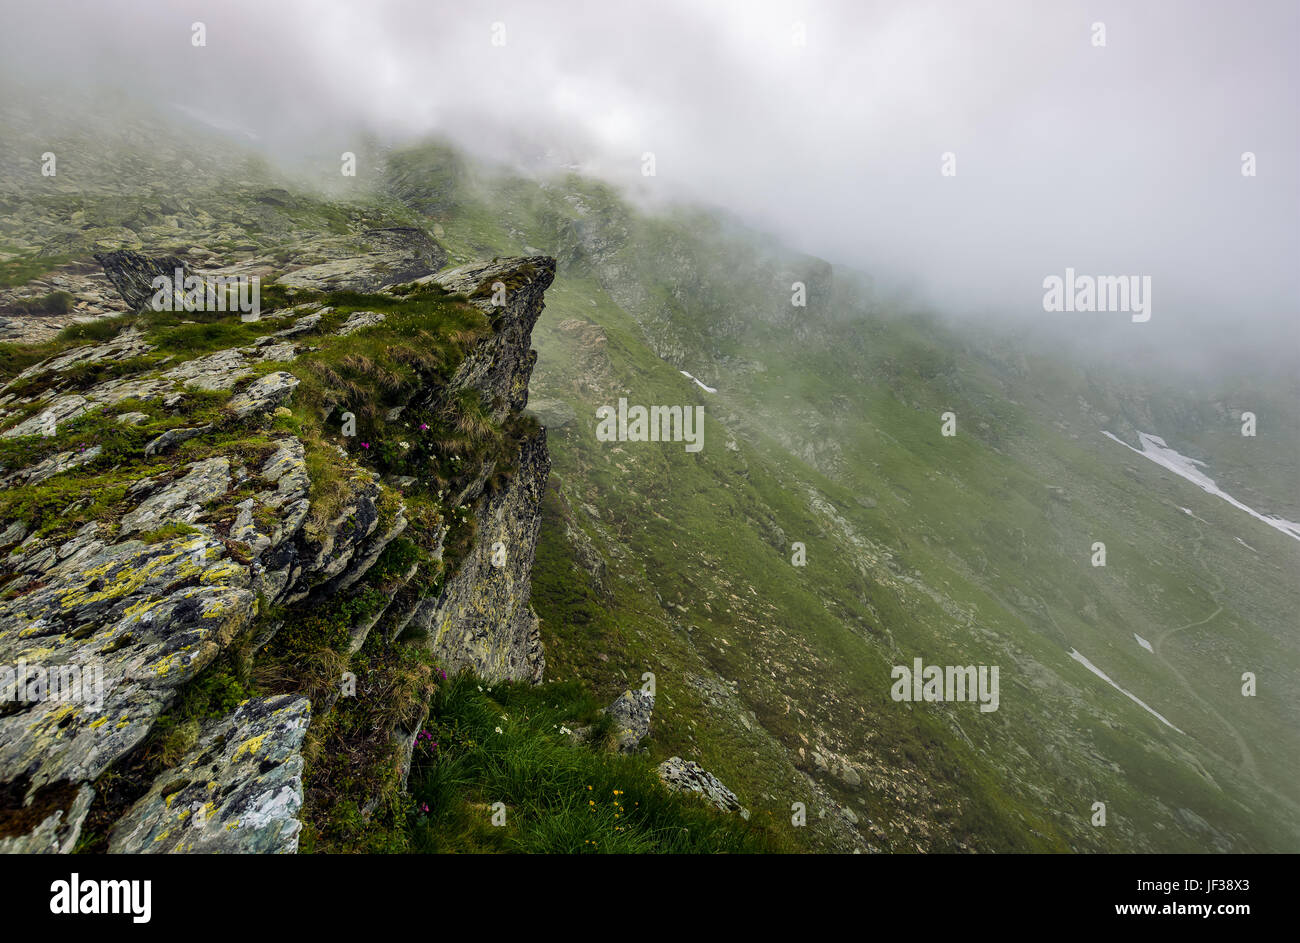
<box><xmin>0</xmin><ymin>251</ymin><xmax>556</xmax><ymax>853</ymax></box>
<box><xmin>390</xmin><ymin>257</ymin><xmax>557</xmax><ymax>684</ymax></box>
<box><xmin>275</xmin><ymin>228</ymin><xmax>446</xmax><ymax>293</ymax></box>
<box><xmin>0</xmin><ymin>533</ymin><xmax>258</xmax><ymax>794</ymax></box>
<box><xmin>657</xmin><ymin>757</ymin><xmax>748</xmax><ymax>818</ymax></box>
<box><xmin>0</xmin><ymin>333</ymin><xmax>299</xmax><ymax>439</ymax></box>
<box><xmin>408</xmin><ymin>428</ymin><xmax>548</xmax><ymax>682</ymax></box>
<box><xmin>421</xmin><ymin>257</ymin><xmax>555</xmax><ymax>421</ymax></box>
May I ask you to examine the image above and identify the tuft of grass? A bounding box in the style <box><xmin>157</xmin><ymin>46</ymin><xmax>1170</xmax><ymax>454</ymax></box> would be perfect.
<box><xmin>403</xmin><ymin>675</ymin><xmax>790</xmax><ymax>853</ymax></box>
<box><xmin>8</xmin><ymin>289</ymin><xmax>75</xmax><ymax>315</ymax></box>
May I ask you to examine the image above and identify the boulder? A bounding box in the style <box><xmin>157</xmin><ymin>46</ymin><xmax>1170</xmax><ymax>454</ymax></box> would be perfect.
<box><xmin>605</xmin><ymin>689</ymin><xmax>654</xmax><ymax>752</ymax></box>
<box><xmin>93</xmin><ymin>249</ymin><xmax>190</xmax><ymax>311</ymax></box>
<box><xmin>657</xmin><ymin>756</ymin><xmax>748</xmax><ymax>818</ymax></box>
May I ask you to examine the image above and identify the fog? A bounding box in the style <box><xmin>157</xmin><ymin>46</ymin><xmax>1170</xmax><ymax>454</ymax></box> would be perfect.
<box><xmin>2</xmin><ymin>0</ymin><xmax>1296</xmax><ymax>360</ymax></box>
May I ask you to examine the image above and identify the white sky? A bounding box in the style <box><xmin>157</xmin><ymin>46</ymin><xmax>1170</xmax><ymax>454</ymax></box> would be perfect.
<box><xmin>2</xmin><ymin>0</ymin><xmax>1296</xmax><ymax>351</ymax></box>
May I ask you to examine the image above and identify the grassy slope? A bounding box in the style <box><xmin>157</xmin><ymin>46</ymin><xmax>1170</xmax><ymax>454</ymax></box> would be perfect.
<box><xmin>405</xmin><ymin>148</ymin><xmax>1300</xmax><ymax>853</ymax></box>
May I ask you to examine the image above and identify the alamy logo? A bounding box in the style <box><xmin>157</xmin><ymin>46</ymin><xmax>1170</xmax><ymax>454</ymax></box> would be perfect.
<box><xmin>1</xmin><ymin>661</ymin><xmax>103</xmax><ymax>711</ymax></box>
<box><xmin>596</xmin><ymin>398</ymin><xmax>704</xmax><ymax>452</ymax></box>
<box><xmin>50</xmin><ymin>874</ymin><xmax>151</xmax><ymax>923</ymax></box>
<box><xmin>150</xmin><ymin>268</ymin><xmax>261</xmax><ymax>320</ymax></box>
<box><xmin>1042</xmin><ymin>268</ymin><xmax>1151</xmax><ymax>322</ymax></box>
<box><xmin>890</xmin><ymin>658</ymin><xmax>1000</xmax><ymax>712</ymax></box>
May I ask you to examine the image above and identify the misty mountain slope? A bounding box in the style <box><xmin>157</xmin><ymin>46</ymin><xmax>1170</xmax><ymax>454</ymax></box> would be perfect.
<box><xmin>1</xmin><ymin>98</ymin><xmax>1294</xmax><ymax>853</ymax></box>
<box><xmin>526</xmin><ymin>277</ymin><xmax>1064</xmax><ymax>852</ymax></box>
<box><xmin>389</xmin><ymin>144</ymin><xmax>1300</xmax><ymax>852</ymax></box>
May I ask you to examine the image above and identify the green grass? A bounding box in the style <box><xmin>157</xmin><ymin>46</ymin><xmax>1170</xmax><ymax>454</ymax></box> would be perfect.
<box><xmin>405</xmin><ymin>675</ymin><xmax>789</xmax><ymax>853</ymax></box>
<box><xmin>0</xmin><ymin>253</ymin><xmax>69</xmax><ymax>289</ymax></box>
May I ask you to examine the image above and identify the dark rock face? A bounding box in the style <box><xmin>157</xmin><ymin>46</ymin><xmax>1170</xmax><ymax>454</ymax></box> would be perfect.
<box><xmin>92</xmin><ymin>249</ymin><xmax>189</xmax><ymax>311</ymax></box>
<box><xmin>410</xmin><ymin>428</ymin><xmax>549</xmax><ymax>683</ymax></box>
<box><xmin>424</xmin><ymin>256</ymin><xmax>556</xmax><ymax>421</ymax></box>
<box><xmin>391</xmin><ymin>257</ymin><xmax>557</xmax><ymax>683</ymax></box>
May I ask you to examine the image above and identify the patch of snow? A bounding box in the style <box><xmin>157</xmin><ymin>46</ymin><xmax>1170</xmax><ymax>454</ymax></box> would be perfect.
<box><xmin>1234</xmin><ymin>536</ymin><xmax>1258</xmax><ymax>553</ymax></box>
<box><xmin>680</xmin><ymin>370</ymin><xmax>717</xmax><ymax>394</ymax></box>
<box><xmin>1134</xmin><ymin>633</ymin><xmax>1153</xmax><ymax>653</ymax></box>
<box><xmin>1103</xmin><ymin>431</ymin><xmax>1300</xmax><ymax>543</ymax></box>
<box><xmin>1069</xmin><ymin>648</ymin><xmax>1184</xmax><ymax>733</ymax></box>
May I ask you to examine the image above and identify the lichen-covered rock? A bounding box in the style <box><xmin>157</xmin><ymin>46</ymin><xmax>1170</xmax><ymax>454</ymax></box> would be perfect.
<box><xmin>108</xmin><ymin>695</ymin><xmax>310</xmax><ymax>854</ymax></box>
<box><xmin>657</xmin><ymin>757</ymin><xmax>748</xmax><ymax>817</ymax></box>
<box><xmin>0</xmin><ymin>334</ymin><xmax>299</xmax><ymax>438</ymax></box>
<box><xmin>605</xmin><ymin>689</ymin><xmax>654</xmax><ymax>752</ymax></box>
<box><xmin>0</xmin><ymin>253</ymin><xmax>557</xmax><ymax>854</ymax></box>
<box><xmin>281</xmin><ymin>472</ymin><xmax>386</xmax><ymax>604</ymax></box>
<box><xmin>410</xmin><ymin>428</ymin><xmax>548</xmax><ymax>683</ymax></box>
<box><xmin>118</xmin><ymin>457</ymin><xmax>231</xmax><ymax>534</ymax></box>
<box><xmin>227</xmin><ymin>370</ymin><xmax>299</xmax><ymax>418</ymax></box>
<box><xmin>161</xmin><ymin>344</ymin><xmax>297</xmax><ymax>392</ymax></box>
<box><xmin>0</xmin><ymin>534</ymin><xmax>257</xmax><ymax>793</ymax></box>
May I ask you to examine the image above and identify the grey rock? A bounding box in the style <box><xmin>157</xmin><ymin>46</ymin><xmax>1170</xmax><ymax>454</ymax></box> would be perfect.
<box><xmin>335</xmin><ymin>311</ymin><xmax>386</xmax><ymax>336</ymax></box>
<box><xmin>4</xmin><ymin>327</ymin><xmax>154</xmax><ymax>390</ymax></box>
<box><xmin>144</xmin><ymin>424</ymin><xmax>213</xmax><ymax>457</ymax></box>
<box><xmin>227</xmin><ymin>371</ymin><xmax>299</xmax><ymax>418</ymax></box>
<box><xmin>410</xmin><ymin>429</ymin><xmax>548</xmax><ymax>683</ymax></box>
<box><xmin>276</xmin><ymin>227</ymin><xmax>445</xmax><ymax>293</ymax></box>
<box><xmin>109</xmin><ymin>695</ymin><xmax>311</xmax><ymax>854</ymax></box>
<box><xmin>0</xmin><ymin>254</ymin><xmax>558</xmax><ymax>855</ymax></box>
<box><xmin>423</xmin><ymin>257</ymin><xmax>556</xmax><ymax>422</ymax></box>
<box><xmin>605</xmin><ymin>689</ymin><xmax>654</xmax><ymax>752</ymax></box>
<box><xmin>0</xmin><ymin>534</ymin><xmax>257</xmax><ymax>796</ymax></box>
<box><xmin>2</xmin><ymin>394</ymin><xmax>93</xmax><ymax>438</ymax></box>
<box><xmin>274</xmin><ymin>313</ymin><xmax>321</xmax><ymax>338</ymax></box>
<box><xmin>4</xmin><ymin>445</ymin><xmax>101</xmax><ymax>486</ymax></box>
<box><xmin>119</xmin><ymin>457</ymin><xmax>231</xmax><ymax>534</ymax></box>
<box><xmin>656</xmin><ymin>757</ymin><xmax>748</xmax><ymax>816</ymax></box>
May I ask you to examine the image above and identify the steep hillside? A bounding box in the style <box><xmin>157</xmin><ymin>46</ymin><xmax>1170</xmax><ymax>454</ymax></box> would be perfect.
<box><xmin>388</xmin><ymin>142</ymin><xmax>1300</xmax><ymax>853</ymax></box>
<box><xmin>0</xmin><ymin>111</ymin><xmax>1294</xmax><ymax>854</ymax></box>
